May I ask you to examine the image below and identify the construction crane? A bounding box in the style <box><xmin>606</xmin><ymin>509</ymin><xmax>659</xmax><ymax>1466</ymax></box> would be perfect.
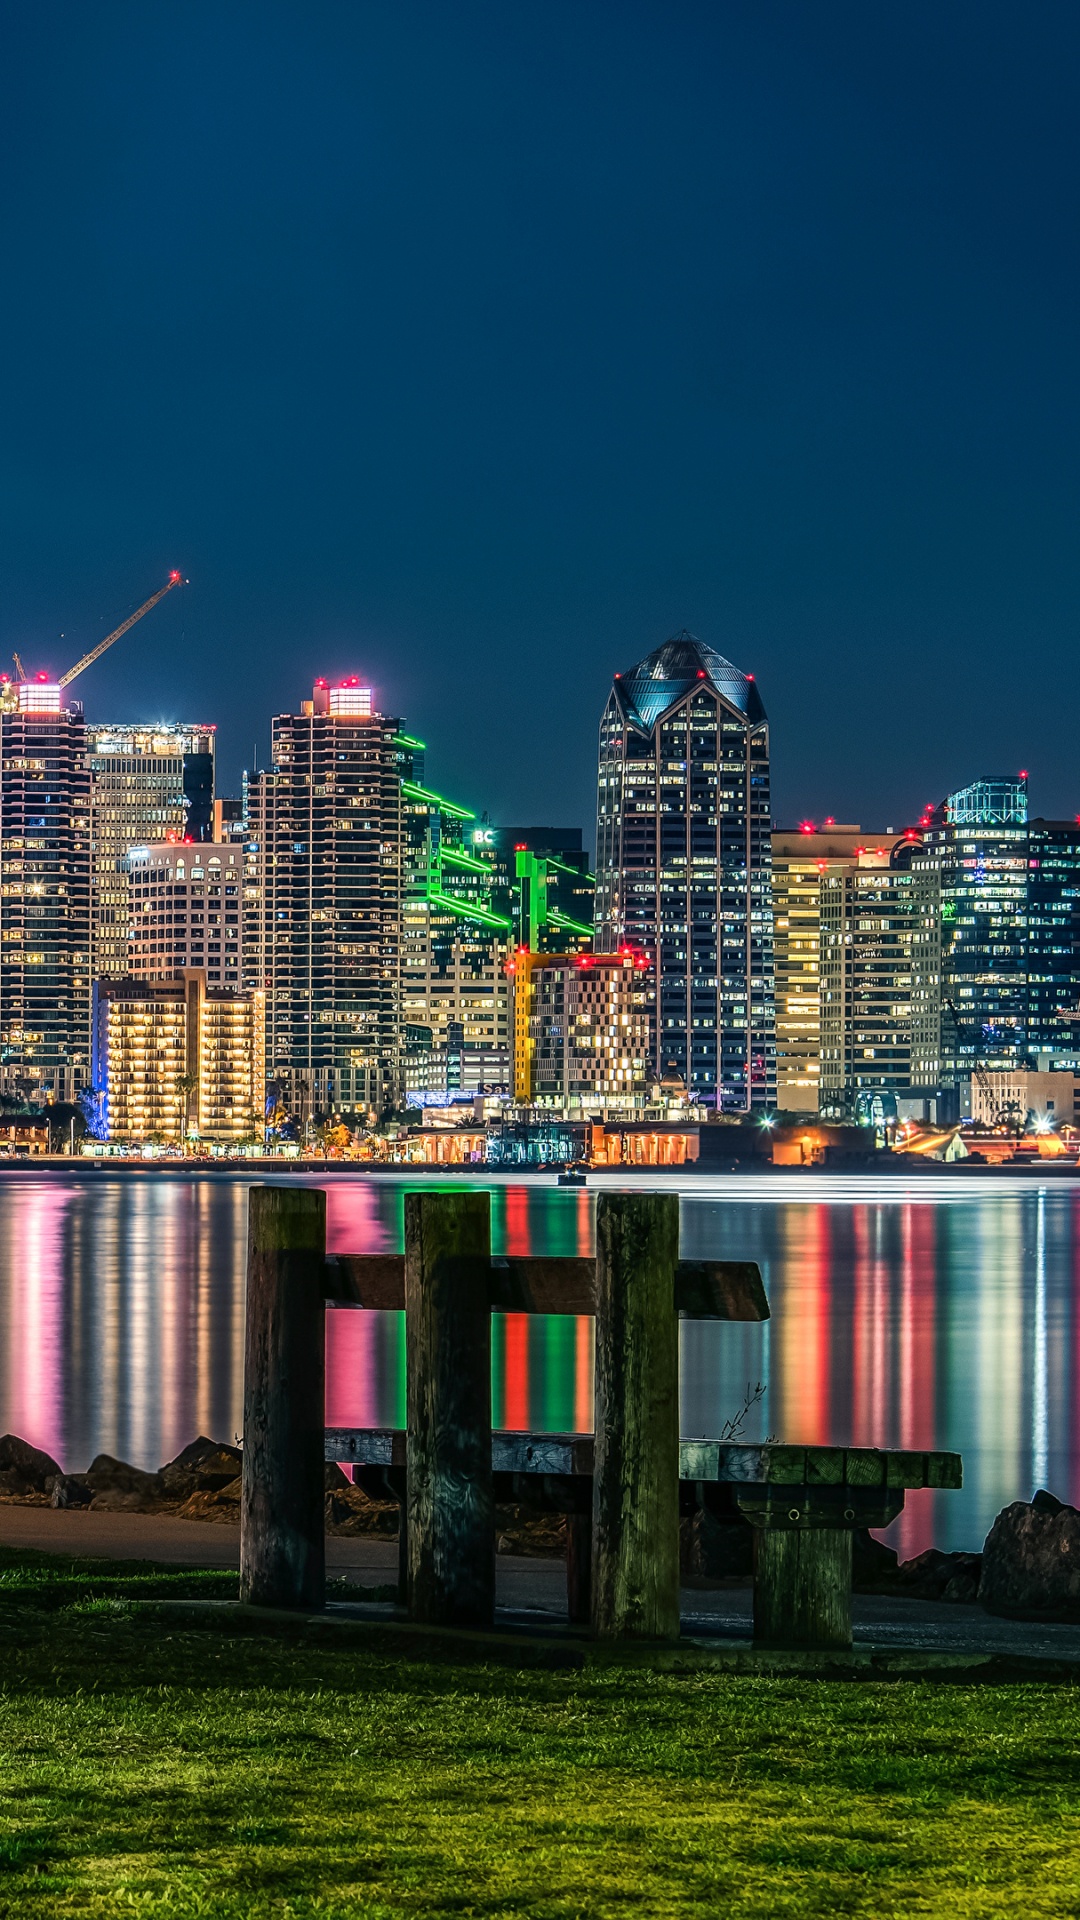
<box><xmin>11</xmin><ymin>653</ymin><xmax>26</xmax><ymax>683</ymax></box>
<box><xmin>57</xmin><ymin>571</ymin><xmax>184</xmax><ymax>688</ymax></box>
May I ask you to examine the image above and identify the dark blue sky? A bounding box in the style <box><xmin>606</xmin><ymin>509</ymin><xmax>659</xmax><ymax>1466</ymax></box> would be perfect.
<box><xmin>1</xmin><ymin>3</ymin><xmax>1077</xmax><ymax>840</ymax></box>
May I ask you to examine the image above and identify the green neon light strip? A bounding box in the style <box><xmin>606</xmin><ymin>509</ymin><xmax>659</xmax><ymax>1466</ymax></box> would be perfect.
<box><xmin>428</xmin><ymin>890</ymin><xmax>513</xmax><ymax>930</ymax></box>
<box><xmin>545</xmin><ymin>855</ymin><xmax>596</xmax><ymax>884</ymax></box>
<box><xmin>441</xmin><ymin>846</ymin><xmax>491</xmax><ymax>875</ymax></box>
<box><xmin>547</xmin><ymin>909</ymin><xmax>594</xmax><ymax>937</ymax></box>
<box><xmin>392</xmin><ymin>732</ymin><xmax>427</xmax><ymax>750</ymax></box>
<box><xmin>401</xmin><ymin>780</ymin><xmax>476</xmax><ymax>821</ymax></box>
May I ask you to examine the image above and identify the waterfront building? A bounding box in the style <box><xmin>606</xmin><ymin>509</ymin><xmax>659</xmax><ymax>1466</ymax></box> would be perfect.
<box><xmin>594</xmin><ymin>631</ymin><xmax>774</xmax><ymax>1111</ymax></box>
<box><xmin>508</xmin><ymin>948</ymin><xmax>650</xmax><ymax>1111</ymax></box>
<box><xmin>87</xmin><ymin>724</ymin><xmax>216</xmax><ymax>980</ymax></box>
<box><xmin>399</xmin><ymin>752</ymin><xmax>512</xmax><ymax>1062</ymax></box>
<box><xmin>1025</xmin><ymin>818</ymin><xmax>1080</xmax><ymax>1064</ymax></box>
<box><xmin>245</xmin><ymin>678</ymin><xmax>403</xmax><ymax>1117</ymax></box>
<box><xmin>969</xmin><ymin>1067</ymin><xmax>1076</xmax><ymax>1132</ymax></box>
<box><xmin>771</xmin><ymin>824</ymin><xmax>866</xmax><ymax>1111</ymax></box>
<box><xmin>403</xmin><ymin>1023</ymin><xmax>511</xmax><ymax>1105</ymax></box>
<box><xmin>920</xmin><ymin>777</ymin><xmax>1030</xmax><ymax>1084</ymax></box>
<box><xmin>127</xmin><ymin>841</ymin><xmax>244</xmax><ymax>986</ymax></box>
<box><xmin>92</xmin><ymin>969</ymin><xmax>265</xmax><ymax>1145</ymax></box>
<box><xmin>0</xmin><ymin>682</ymin><xmax>91</xmax><ymax>1101</ymax></box>
<box><xmin>819</xmin><ymin>839</ymin><xmax>933</xmax><ymax>1112</ymax></box>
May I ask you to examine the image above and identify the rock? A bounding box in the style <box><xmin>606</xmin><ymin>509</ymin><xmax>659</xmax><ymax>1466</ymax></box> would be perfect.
<box><xmin>84</xmin><ymin>1454</ymin><xmax>166</xmax><ymax>1504</ymax></box>
<box><xmin>852</xmin><ymin>1529</ymin><xmax>899</xmax><ymax>1590</ymax></box>
<box><xmin>493</xmin><ymin>1506</ymin><xmax>566</xmax><ymax>1558</ymax></box>
<box><xmin>680</xmin><ymin>1509</ymin><xmax>754</xmax><ymax>1579</ymax></box>
<box><xmin>89</xmin><ymin>1487</ymin><xmax>160</xmax><ymax>1513</ymax></box>
<box><xmin>0</xmin><ymin>1468</ymin><xmax>33</xmax><ymax>1498</ymax></box>
<box><xmin>179</xmin><ymin>1478</ymin><xmax>243</xmax><ymax>1524</ymax></box>
<box><xmin>979</xmin><ymin>1494</ymin><xmax>1080</xmax><ymax>1617</ymax></box>
<box><xmin>50</xmin><ymin>1474</ymin><xmax>93</xmax><ymax>1510</ymax></box>
<box><xmin>160</xmin><ymin>1439</ymin><xmax>241</xmax><ymax>1496</ymax></box>
<box><xmin>0</xmin><ymin>1434</ymin><xmax>62</xmax><ymax>1492</ymax></box>
<box><xmin>896</xmin><ymin>1547</ymin><xmax>982</xmax><ymax>1603</ymax></box>
<box><xmin>325</xmin><ymin>1484</ymin><xmax>399</xmax><ymax>1537</ymax></box>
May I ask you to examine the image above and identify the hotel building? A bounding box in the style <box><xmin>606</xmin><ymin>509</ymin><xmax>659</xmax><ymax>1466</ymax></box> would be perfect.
<box><xmin>92</xmin><ymin>969</ymin><xmax>265</xmax><ymax>1145</ymax></box>
<box><xmin>127</xmin><ymin>841</ymin><xmax>244</xmax><ymax>987</ymax></box>
<box><xmin>87</xmin><ymin>723</ymin><xmax>216</xmax><ymax>979</ymax></box>
<box><xmin>245</xmin><ymin>679</ymin><xmax>403</xmax><ymax>1116</ymax></box>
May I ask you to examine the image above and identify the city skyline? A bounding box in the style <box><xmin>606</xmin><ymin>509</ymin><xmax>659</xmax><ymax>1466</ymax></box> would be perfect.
<box><xmin>2</xmin><ymin>5</ymin><xmax>1079</xmax><ymax>834</ymax></box>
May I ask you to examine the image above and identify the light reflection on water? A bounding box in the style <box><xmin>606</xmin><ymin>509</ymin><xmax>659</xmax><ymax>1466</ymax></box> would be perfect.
<box><xmin>1</xmin><ymin>1171</ymin><xmax>1076</xmax><ymax>1559</ymax></box>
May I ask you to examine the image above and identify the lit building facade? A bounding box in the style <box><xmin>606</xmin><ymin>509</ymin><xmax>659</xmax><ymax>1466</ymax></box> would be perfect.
<box><xmin>0</xmin><ymin>685</ymin><xmax>91</xmax><ymax>1100</ymax></box>
<box><xmin>509</xmin><ymin>949</ymin><xmax>650</xmax><ymax>1111</ymax></box>
<box><xmin>399</xmin><ymin>751</ymin><xmax>512</xmax><ymax>1058</ymax></box>
<box><xmin>127</xmin><ymin>842</ymin><xmax>244</xmax><ymax>986</ymax></box>
<box><xmin>595</xmin><ymin>631</ymin><xmax>773</xmax><ymax>1110</ymax></box>
<box><xmin>771</xmin><ymin>824</ymin><xmax>865</xmax><ymax>1111</ymax></box>
<box><xmin>92</xmin><ymin>969</ymin><xmax>265</xmax><ymax>1145</ymax></box>
<box><xmin>245</xmin><ymin>679</ymin><xmax>403</xmax><ymax>1116</ymax></box>
<box><xmin>921</xmin><ymin>777</ymin><xmax>1030</xmax><ymax>1083</ymax></box>
<box><xmin>87</xmin><ymin>724</ymin><xmax>216</xmax><ymax>979</ymax></box>
<box><xmin>1026</xmin><ymin>818</ymin><xmax>1080</xmax><ymax>1063</ymax></box>
<box><xmin>819</xmin><ymin>840</ymin><xmax>933</xmax><ymax>1109</ymax></box>
<box><xmin>481</xmin><ymin>827</ymin><xmax>594</xmax><ymax>954</ymax></box>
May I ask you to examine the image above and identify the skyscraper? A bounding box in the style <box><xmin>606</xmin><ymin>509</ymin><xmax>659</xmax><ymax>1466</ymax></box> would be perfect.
<box><xmin>771</xmin><ymin>823</ymin><xmax>866</xmax><ymax>1111</ymax></box>
<box><xmin>1022</xmin><ymin>817</ymin><xmax>1080</xmax><ymax>1065</ymax></box>
<box><xmin>86</xmin><ymin>723</ymin><xmax>216</xmax><ymax>979</ymax></box>
<box><xmin>399</xmin><ymin>755</ymin><xmax>512</xmax><ymax>1057</ymax></box>
<box><xmin>594</xmin><ymin>632</ymin><xmax>774</xmax><ymax>1110</ymax></box>
<box><xmin>0</xmin><ymin>681</ymin><xmax>91</xmax><ymax>1100</ymax></box>
<box><xmin>818</xmin><ymin>839</ymin><xmax>935</xmax><ymax>1111</ymax></box>
<box><xmin>246</xmin><ymin>678</ymin><xmax>403</xmax><ymax>1117</ymax></box>
<box><xmin>920</xmin><ymin>776</ymin><xmax>1030</xmax><ymax>1083</ymax></box>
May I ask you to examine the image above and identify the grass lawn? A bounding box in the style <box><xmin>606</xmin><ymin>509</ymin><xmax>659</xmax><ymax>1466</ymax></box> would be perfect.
<box><xmin>0</xmin><ymin>1550</ymin><xmax>1077</xmax><ymax>1916</ymax></box>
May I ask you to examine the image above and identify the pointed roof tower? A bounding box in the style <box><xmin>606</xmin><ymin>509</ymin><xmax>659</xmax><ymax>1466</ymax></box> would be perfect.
<box><xmin>612</xmin><ymin>630</ymin><xmax>765</xmax><ymax>733</ymax></box>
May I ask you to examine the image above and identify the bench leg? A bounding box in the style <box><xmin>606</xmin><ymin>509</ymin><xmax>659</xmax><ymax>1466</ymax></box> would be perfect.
<box><xmin>566</xmin><ymin>1512</ymin><xmax>591</xmax><ymax>1624</ymax></box>
<box><xmin>753</xmin><ymin>1529</ymin><xmax>852</xmax><ymax>1649</ymax></box>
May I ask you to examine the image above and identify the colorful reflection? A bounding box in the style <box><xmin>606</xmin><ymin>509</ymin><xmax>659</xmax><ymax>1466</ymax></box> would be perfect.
<box><xmin>0</xmin><ymin>1172</ymin><xmax>1078</xmax><ymax>1555</ymax></box>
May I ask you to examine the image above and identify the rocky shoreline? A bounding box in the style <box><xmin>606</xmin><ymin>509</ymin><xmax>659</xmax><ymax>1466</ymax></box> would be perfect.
<box><xmin>2</xmin><ymin>1429</ymin><xmax>1079</xmax><ymax>1610</ymax></box>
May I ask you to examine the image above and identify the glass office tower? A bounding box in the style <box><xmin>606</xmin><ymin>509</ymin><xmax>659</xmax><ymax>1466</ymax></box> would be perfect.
<box><xmin>921</xmin><ymin>776</ymin><xmax>1029</xmax><ymax>1081</ymax></box>
<box><xmin>594</xmin><ymin>631</ymin><xmax>774</xmax><ymax>1111</ymax></box>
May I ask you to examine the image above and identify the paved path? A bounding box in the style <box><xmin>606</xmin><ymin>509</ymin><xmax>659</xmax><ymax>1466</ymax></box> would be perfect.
<box><xmin>7</xmin><ymin>1506</ymin><xmax>1080</xmax><ymax>1659</ymax></box>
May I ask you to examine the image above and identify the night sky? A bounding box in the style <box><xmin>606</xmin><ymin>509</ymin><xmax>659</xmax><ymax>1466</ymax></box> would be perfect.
<box><xmin>1</xmin><ymin>4</ymin><xmax>1077</xmax><ymax>842</ymax></box>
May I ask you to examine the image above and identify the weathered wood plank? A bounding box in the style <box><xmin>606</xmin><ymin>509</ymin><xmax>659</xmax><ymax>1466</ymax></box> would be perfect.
<box><xmin>592</xmin><ymin>1191</ymin><xmax>681</xmax><ymax>1641</ymax></box>
<box><xmin>241</xmin><ymin>1186</ymin><xmax>326</xmax><ymax>1612</ymax></box>
<box><xmin>405</xmin><ymin>1190</ymin><xmax>494</xmax><ymax>1628</ymax></box>
<box><xmin>324</xmin><ymin>1429</ymin><xmax>961</xmax><ymax>1499</ymax></box>
<box><xmin>323</xmin><ymin>1252</ymin><xmax>769</xmax><ymax>1321</ymax></box>
<box><xmin>675</xmin><ymin>1260</ymin><xmax>770</xmax><ymax>1321</ymax></box>
<box><xmin>754</xmin><ymin>1529</ymin><xmax>853</xmax><ymax>1649</ymax></box>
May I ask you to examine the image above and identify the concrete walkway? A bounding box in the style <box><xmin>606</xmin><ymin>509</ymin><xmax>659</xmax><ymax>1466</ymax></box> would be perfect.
<box><xmin>7</xmin><ymin>1505</ymin><xmax>1080</xmax><ymax>1660</ymax></box>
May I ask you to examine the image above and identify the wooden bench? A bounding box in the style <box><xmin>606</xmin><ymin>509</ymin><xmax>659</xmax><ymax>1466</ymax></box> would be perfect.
<box><xmin>326</xmin><ymin>1429</ymin><xmax>962</xmax><ymax>1649</ymax></box>
<box><xmin>242</xmin><ymin>1186</ymin><xmax>961</xmax><ymax>1650</ymax></box>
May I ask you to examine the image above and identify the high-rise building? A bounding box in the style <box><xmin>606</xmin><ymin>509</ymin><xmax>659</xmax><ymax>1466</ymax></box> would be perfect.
<box><xmin>509</xmin><ymin>949</ymin><xmax>650</xmax><ymax>1111</ymax></box>
<box><xmin>920</xmin><ymin>776</ymin><xmax>1030</xmax><ymax>1083</ymax></box>
<box><xmin>771</xmin><ymin>824</ymin><xmax>866</xmax><ymax>1111</ymax></box>
<box><xmin>87</xmin><ymin>723</ymin><xmax>216</xmax><ymax>979</ymax></box>
<box><xmin>1026</xmin><ymin>818</ymin><xmax>1080</xmax><ymax>1064</ymax></box>
<box><xmin>127</xmin><ymin>842</ymin><xmax>244</xmax><ymax>987</ymax></box>
<box><xmin>481</xmin><ymin>827</ymin><xmax>594</xmax><ymax>954</ymax></box>
<box><xmin>245</xmin><ymin>678</ymin><xmax>403</xmax><ymax>1116</ymax></box>
<box><xmin>92</xmin><ymin>969</ymin><xmax>265</xmax><ymax>1145</ymax></box>
<box><xmin>0</xmin><ymin>683</ymin><xmax>91</xmax><ymax>1101</ymax></box>
<box><xmin>594</xmin><ymin>631</ymin><xmax>773</xmax><ymax>1110</ymax></box>
<box><xmin>399</xmin><ymin>758</ymin><xmax>512</xmax><ymax>1058</ymax></box>
<box><xmin>818</xmin><ymin>840</ymin><xmax>934</xmax><ymax>1110</ymax></box>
